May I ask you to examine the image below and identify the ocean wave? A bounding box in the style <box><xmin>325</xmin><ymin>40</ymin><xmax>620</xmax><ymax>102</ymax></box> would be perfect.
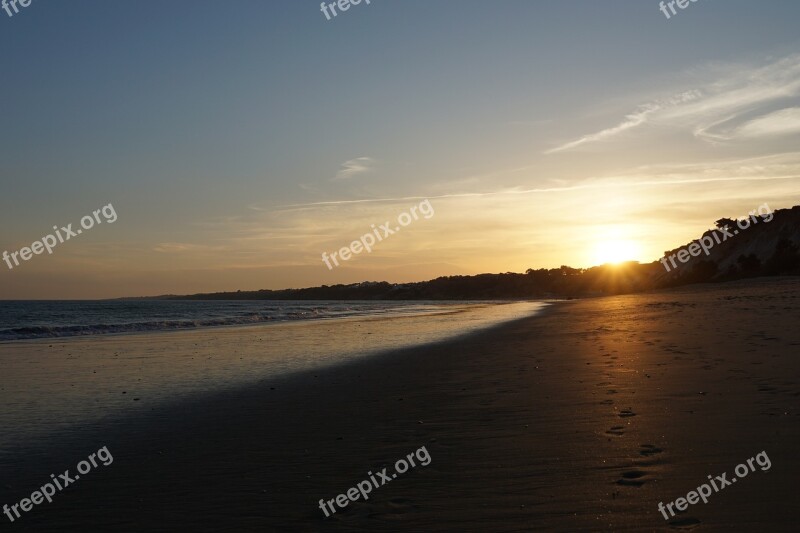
<box><xmin>0</xmin><ymin>313</ymin><xmax>320</xmax><ymax>341</ymax></box>
<box><xmin>0</xmin><ymin>301</ymin><xmax>466</xmax><ymax>342</ymax></box>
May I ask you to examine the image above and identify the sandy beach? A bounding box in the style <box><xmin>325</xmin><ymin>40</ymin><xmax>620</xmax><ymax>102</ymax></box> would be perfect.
<box><xmin>5</xmin><ymin>3</ymin><xmax>800</xmax><ymax>531</ymax></box>
<box><xmin>2</xmin><ymin>278</ymin><xmax>799</xmax><ymax>531</ymax></box>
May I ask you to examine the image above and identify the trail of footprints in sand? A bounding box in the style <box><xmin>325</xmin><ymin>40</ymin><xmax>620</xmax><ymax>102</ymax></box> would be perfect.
<box><xmin>615</xmin><ymin>444</ymin><xmax>664</xmax><ymax>487</ymax></box>
<box><xmin>596</xmin><ymin>345</ymin><xmax>701</xmax><ymax>528</ymax></box>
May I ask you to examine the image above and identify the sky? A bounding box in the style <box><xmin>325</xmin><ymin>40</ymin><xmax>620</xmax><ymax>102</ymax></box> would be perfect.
<box><xmin>2</xmin><ymin>0</ymin><xmax>800</xmax><ymax>299</ymax></box>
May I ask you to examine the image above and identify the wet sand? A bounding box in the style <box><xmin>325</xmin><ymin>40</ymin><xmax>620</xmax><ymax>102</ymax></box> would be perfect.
<box><xmin>2</xmin><ymin>278</ymin><xmax>799</xmax><ymax>531</ymax></box>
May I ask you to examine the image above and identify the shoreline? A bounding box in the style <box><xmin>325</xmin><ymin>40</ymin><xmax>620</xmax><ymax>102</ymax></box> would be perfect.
<box><xmin>0</xmin><ymin>300</ymin><xmax>545</xmax><ymax>345</ymax></box>
<box><xmin>0</xmin><ymin>302</ymin><xmax>548</xmax><ymax>452</ymax></box>
<box><xmin>2</xmin><ymin>279</ymin><xmax>799</xmax><ymax>531</ymax></box>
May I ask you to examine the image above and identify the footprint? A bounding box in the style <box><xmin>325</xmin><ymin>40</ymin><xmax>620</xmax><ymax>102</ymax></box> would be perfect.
<box><xmin>639</xmin><ymin>444</ymin><xmax>663</xmax><ymax>456</ymax></box>
<box><xmin>606</xmin><ymin>426</ymin><xmax>625</xmax><ymax>436</ymax></box>
<box><xmin>618</xmin><ymin>409</ymin><xmax>637</xmax><ymax>418</ymax></box>
<box><xmin>386</xmin><ymin>498</ymin><xmax>417</xmax><ymax>514</ymax></box>
<box><xmin>616</xmin><ymin>470</ymin><xmax>647</xmax><ymax>487</ymax></box>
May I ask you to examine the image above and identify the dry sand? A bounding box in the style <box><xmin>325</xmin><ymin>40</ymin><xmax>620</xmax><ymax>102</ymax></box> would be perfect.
<box><xmin>2</xmin><ymin>278</ymin><xmax>799</xmax><ymax>531</ymax></box>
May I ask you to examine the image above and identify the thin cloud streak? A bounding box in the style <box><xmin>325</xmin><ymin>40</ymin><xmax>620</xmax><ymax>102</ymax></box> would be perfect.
<box><xmin>731</xmin><ymin>107</ymin><xmax>800</xmax><ymax>139</ymax></box>
<box><xmin>273</xmin><ymin>174</ymin><xmax>800</xmax><ymax>212</ymax></box>
<box><xmin>544</xmin><ymin>105</ymin><xmax>659</xmax><ymax>154</ymax></box>
<box><xmin>546</xmin><ymin>53</ymin><xmax>800</xmax><ymax>153</ymax></box>
<box><xmin>332</xmin><ymin>157</ymin><xmax>375</xmax><ymax>181</ymax></box>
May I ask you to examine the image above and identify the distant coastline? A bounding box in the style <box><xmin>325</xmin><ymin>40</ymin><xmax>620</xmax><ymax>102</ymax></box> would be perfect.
<box><xmin>119</xmin><ymin>206</ymin><xmax>800</xmax><ymax>302</ymax></box>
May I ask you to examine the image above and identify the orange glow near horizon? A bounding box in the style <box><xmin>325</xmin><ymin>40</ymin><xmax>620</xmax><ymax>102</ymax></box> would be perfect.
<box><xmin>592</xmin><ymin>239</ymin><xmax>642</xmax><ymax>265</ymax></box>
<box><xmin>590</xmin><ymin>224</ymin><xmax>644</xmax><ymax>265</ymax></box>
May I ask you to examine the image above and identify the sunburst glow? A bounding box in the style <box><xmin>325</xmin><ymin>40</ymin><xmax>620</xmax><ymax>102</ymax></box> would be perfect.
<box><xmin>592</xmin><ymin>239</ymin><xmax>641</xmax><ymax>265</ymax></box>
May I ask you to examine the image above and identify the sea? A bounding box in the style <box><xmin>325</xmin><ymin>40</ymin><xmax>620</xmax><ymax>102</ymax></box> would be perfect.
<box><xmin>0</xmin><ymin>300</ymin><xmax>497</xmax><ymax>341</ymax></box>
<box><xmin>0</xmin><ymin>300</ymin><xmax>548</xmax><ymax>451</ymax></box>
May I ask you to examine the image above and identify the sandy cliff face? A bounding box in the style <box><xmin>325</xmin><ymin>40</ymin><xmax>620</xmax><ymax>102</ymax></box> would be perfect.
<box><xmin>654</xmin><ymin>205</ymin><xmax>800</xmax><ymax>285</ymax></box>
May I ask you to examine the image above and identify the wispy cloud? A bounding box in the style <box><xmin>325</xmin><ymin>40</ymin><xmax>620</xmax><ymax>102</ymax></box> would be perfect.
<box><xmin>544</xmin><ymin>104</ymin><xmax>660</xmax><ymax>153</ymax></box>
<box><xmin>546</xmin><ymin>53</ymin><xmax>800</xmax><ymax>153</ymax></box>
<box><xmin>729</xmin><ymin>107</ymin><xmax>800</xmax><ymax>139</ymax></box>
<box><xmin>275</xmin><ymin>173</ymin><xmax>800</xmax><ymax>211</ymax></box>
<box><xmin>332</xmin><ymin>157</ymin><xmax>375</xmax><ymax>181</ymax></box>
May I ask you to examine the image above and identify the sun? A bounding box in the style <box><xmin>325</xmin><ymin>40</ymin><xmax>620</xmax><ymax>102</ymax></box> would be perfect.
<box><xmin>592</xmin><ymin>239</ymin><xmax>641</xmax><ymax>265</ymax></box>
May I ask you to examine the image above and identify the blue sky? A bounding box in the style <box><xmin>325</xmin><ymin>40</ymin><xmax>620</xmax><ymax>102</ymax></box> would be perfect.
<box><xmin>2</xmin><ymin>0</ymin><xmax>800</xmax><ymax>298</ymax></box>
